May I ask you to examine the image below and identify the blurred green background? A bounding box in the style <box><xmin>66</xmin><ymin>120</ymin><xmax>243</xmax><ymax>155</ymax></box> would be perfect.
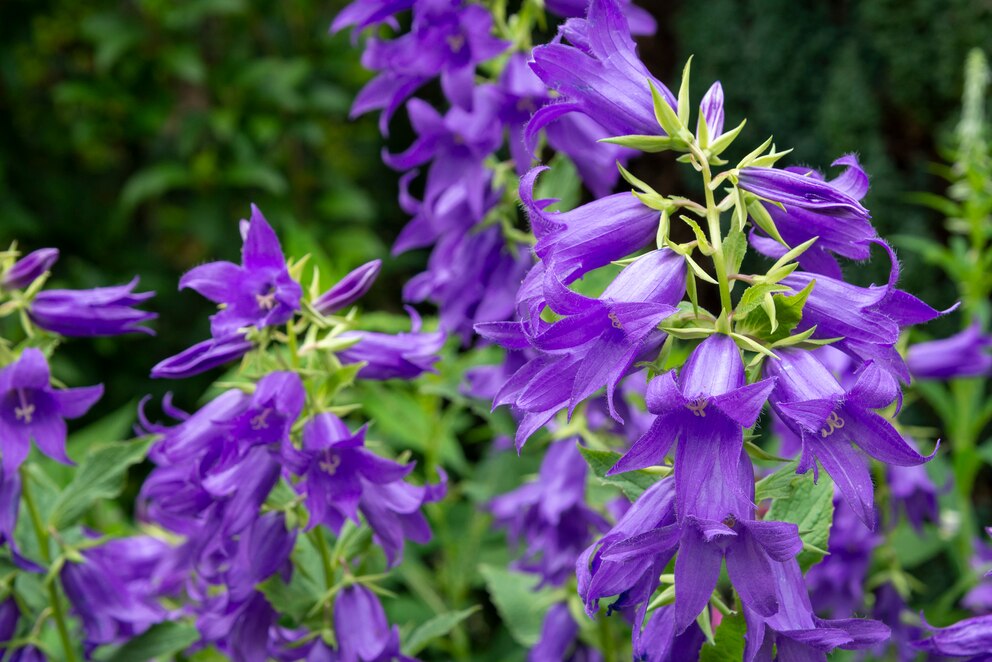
<box><xmin>0</xmin><ymin>0</ymin><xmax>988</xmax><ymax>411</ymax></box>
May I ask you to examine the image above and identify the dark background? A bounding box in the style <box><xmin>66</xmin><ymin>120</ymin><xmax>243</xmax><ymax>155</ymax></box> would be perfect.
<box><xmin>1</xmin><ymin>0</ymin><xmax>989</xmax><ymax>414</ymax></box>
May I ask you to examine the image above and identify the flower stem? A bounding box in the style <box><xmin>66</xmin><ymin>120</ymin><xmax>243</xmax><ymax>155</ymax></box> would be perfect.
<box><xmin>20</xmin><ymin>466</ymin><xmax>77</xmax><ymax>662</ymax></box>
<box><xmin>310</xmin><ymin>527</ymin><xmax>336</xmax><ymax>591</ymax></box>
<box><xmin>696</xmin><ymin>149</ymin><xmax>734</xmax><ymax>320</ymax></box>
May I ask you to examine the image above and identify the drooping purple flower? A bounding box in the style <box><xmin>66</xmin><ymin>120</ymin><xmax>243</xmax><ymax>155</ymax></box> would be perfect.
<box><xmin>0</xmin><ymin>468</ymin><xmax>34</xmax><ymax>570</ymax></box>
<box><xmin>609</xmin><ymin>334</ymin><xmax>775</xmax><ymax>522</ymax></box>
<box><xmin>741</xmin><ymin>156</ymin><xmax>875</xmax><ymax>278</ymax></box>
<box><xmin>338</xmin><ymin>307</ymin><xmax>445</xmax><ymax>380</ymax></box>
<box><xmin>912</xmin><ymin>613</ymin><xmax>992</xmax><ymax>659</ymax></box>
<box><xmin>0</xmin><ymin>598</ymin><xmax>18</xmax><ymax>646</ymax></box>
<box><xmin>0</xmin><ymin>349</ymin><xmax>103</xmax><ymax>473</ymax></box>
<box><xmin>519</xmin><ymin>167</ymin><xmax>660</xmax><ymax>286</ymax></box>
<box><xmin>333</xmin><ymin>585</ymin><xmax>416</xmax><ymax>662</ymax></box>
<box><xmin>477</xmin><ymin>250</ymin><xmax>684</xmax><ymax>448</ymax></box>
<box><xmin>765</xmin><ymin>349</ymin><xmax>935</xmax><ymax>529</ymax></box>
<box><xmin>633</xmin><ymin>606</ymin><xmax>705</xmax><ymax>662</ymax></box>
<box><xmin>197</xmin><ymin>590</ymin><xmax>279</xmax><ymax>662</ymax></box>
<box><xmin>1</xmin><ymin>248</ymin><xmax>59</xmax><ymax>290</ymax></box>
<box><xmin>743</xmin><ymin>560</ymin><xmax>890</xmax><ymax>662</ymax></box>
<box><xmin>907</xmin><ymin>319</ymin><xmax>992</xmax><ymax>380</ymax></box>
<box><xmin>228</xmin><ymin>371</ymin><xmax>305</xmax><ymax>449</ymax></box>
<box><xmin>290</xmin><ymin>413</ymin><xmax>412</xmax><ymax>533</ymax></box>
<box><xmin>180</xmin><ymin>204</ymin><xmax>302</xmax><ymax>338</ymax></box>
<box><xmin>871</xmin><ymin>584</ymin><xmax>922</xmax><ymax>662</ymax></box>
<box><xmin>530</xmin><ymin>603</ymin><xmax>604</xmax><ymax>662</ymax></box>
<box><xmin>348</xmin><ymin>0</ymin><xmax>508</xmax><ymax>129</ymax></box>
<box><xmin>577</xmin><ymin>478</ymin><xmax>676</xmax><ymax>616</ymax></box>
<box><xmin>61</xmin><ymin>536</ymin><xmax>175</xmax><ymax>650</ymax></box>
<box><xmin>544</xmin><ymin>0</ymin><xmax>658</xmax><ymax>36</ymax></box>
<box><xmin>29</xmin><ymin>277</ymin><xmax>156</xmax><ymax>337</ymax></box>
<box><xmin>529</xmin><ymin>0</ymin><xmax>677</xmax><ymax>139</ymax></box>
<box><xmin>313</xmin><ymin>260</ymin><xmax>382</xmax><ymax>315</ymax></box>
<box><xmin>150</xmin><ymin>333</ymin><xmax>254</xmax><ymax>380</ymax></box>
<box><xmin>490</xmin><ymin>440</ymin><xmax>610</xmax><ymax>586</ymax></box>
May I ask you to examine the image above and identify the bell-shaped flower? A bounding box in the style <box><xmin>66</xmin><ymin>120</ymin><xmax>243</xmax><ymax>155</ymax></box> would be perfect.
<box><xmin>907</xmin><ymin>319</ymin><xmax>992</xmax><ymax>380</ymax></box>
<box><xmin>529</xmin><ymin>0</ymin><xmax>676</xmax><ymax>139</ymax></box>
<box><xmin>742</xmin><ymin>156</ymin><xmax>875</xmax><ymax>277</ymax></box>
<box><xmin>1</xmin><ymin>247</ymin><xmax>58</xmax><ymax>290</ymax></box>
<box><xmin>544</xmin><ymin>0</ymin><xmax>658</xmax><ymax>36</ymax></box>
<box><xmin>519</xmin><ymin>167</ymin><xmax>660</xmax><ymax>286</ymax></box>
<box><xmin>577</xmin><ymin>478</ymin><xmax>677</xmax><ymax>616</ymax></box>
<box><xmin>338</xmin><ymin>307</ymin><xmax>445</xmax><ymax>380</ymax></box>
<box><xmin>765</xmin><ymin>349</ymin><xmax>935</xmax><ymax>529</ymax></box>
<box><xmin>633</xmin><ymin>606</ymin><xmax>706</xmax><ymax>662</ymax></box>
<box><xmin>150</xmin><ymin>333</ymin><xmax>254</xmax><ymax>380</ymax></box>
<box><xmin>491</xmin><ymin>440</ymin><xmax>609</xmax><ymax>587</ymax></box>
<box><xmin>529</xmin><ymin>603</ymin><xmax>604</xmax><ymax>662</ymax></box>
<box><xmin>313</xmin><ymin>260</ymin><xmax>382</xmax><ymax>315</ymax></box>
<box><xmin>0</xmin><ymin>349</ymin><xmax>103</xmax><ymax>473</ymax></box>
<box><xmin>228</xmin><ymin>371</ymin><xmax>305</xmax><ymax>450</ymax></box>
<box><xmin>608</xmin><ymin>334</ymin><xmax>776</xmax><ymax>522</ymax></box>
<box><xmin>333</xmin><ymin>585</ymin><xmax>416</xmax><ymax>662</ymax></box>
<box><xmin>179</xmin><ymin>205</ymin><xmax>302</xmax><ymax>338</ymax></box>
<box><xmin>743</xmin><ymin>560</ymin><xmax>890</xmax><ymax>662</ymax></box>
<box><xmin>140</xmin><ymin>389</ymin><xmax>248</xmax><ymax>466</ymax></box>
<box><xmin>290</xmin><ymin>413</ymin><xmax>413</xmax><ymax>532</ymax></box>
<box><xmin>29</xmin><ymin>277</ymin><xmax>156</xmax><ymax>337</ymax></box>
<box><xmin>349</xmin><ymin>0</ymin><xmax>508</xmax><ymax>129</ymax></box>
<box><xmin>697</xmin><ymin>82</ymin><xmax>725</xmax><ymax>144</ymax></box>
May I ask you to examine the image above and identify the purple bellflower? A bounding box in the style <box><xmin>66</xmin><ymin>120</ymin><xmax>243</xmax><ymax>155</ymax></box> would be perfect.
<box><xmin>962</xmin><ymin>528</ymin><xmax>992</xmax><ymax>613</ymax></box>
<box><xmin>347</xmin><ymin>0</ymin><xmax>508</xmax><ymax>130</ymax></box>
<box><xmin>913</xmin><ymin>613</ymin><xmax>992</xmax><ymax>659</ymax></box>
<box><xmin>741</xmin><ymin>156</ymin><xmax>875</xmax><ymax>278</ymax></box>
<box><xmin>313</xmin><ymin>259</ymin><xmax>382</xmax><ymax>315</ymax></box>
<box><xmin>744</xmin><ymin>560</ymin><xmax>890</xmax><ymax>662</ymax></box>
<box><xmin>634</xmin><ymin>606</ymin><xmax>706</xmax><ymax>662</ymax></box>
<box><xmin>150</xmin><ymin>333</ymin><xmax>254</xmax><ymax>380</ymax></box>
<box><xmin>907</xmin><ymin>319</ymin><xmax>992</xmax><ymax>380</ymax></box>
<box><xmin>490</xmin><ymin>440</ymin><xmax>610</xmax><ymax>587</ymax></box>
<box><xmin>0</xmin><ymin>349</ymin><xmax>103</xmax><ymax>473</ymax></box>
<box><xmin>1</xmin><ymin>248</ymin><xmax>59</xmax><ymax>290</ymax></box>
<box><xmin>544</xmin><ymin>0</ymin><xmax>657</xmax><ymax>36</ymax></box>
<box><xmin>29</xmin><ymin>277</ymin><xmax>156</xmax><ymax>337</ymax></box>
<box><xmin>333</xmin><ymin>585</ymin><xmax>417</xmax><ymax>662</ymax></box>
<box><xmin>530</xmin><ymin>603</ymin><xmax>604</xmax><ymax>662</ymax></box>
<box><xmin>330</xmin><ymin>0</ymin><xmax>413</xmax><ymax>34</ymax></box>
<box><xmin>338</xmin><ymin>307</ymin><xmax>445</xmax><ymax>380</ymax></box>
<box><xmin>529</xmin><ymin>0</ymin><xmax>677</xmax><ymax>139</ymax></box>
<box><xmin>180</xmin><ymin>204</ymin><xmax>302</xmax><ymax>338</ymax></box>
<box><xmin>608</xmin><ymin>334</ymin><xmax>776</xmax><ymax>524</ymax></box>
<box><xmin>477</xmin><ymin>249</ymin><xmax>684</xmax><ymax>448</ymax></box>
<box><xmin>887</xmin><ymin>440</ymin><xmax>940</xmax><ymax>533</ymax></box>
<box><xmin>765</xmin><ymin>349</ymin><xmax>935</xmax><ymax>529</ymax></box>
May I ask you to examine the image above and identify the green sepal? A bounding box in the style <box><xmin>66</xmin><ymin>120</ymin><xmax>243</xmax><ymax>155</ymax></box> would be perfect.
<box><xmin>601</xmin><ymin>135</ymin><xmax>682</xmax><ymax>153</ymax></box>
<box><xmin>746</xmin><ymin>198</ymin><xmax>788</xmax><ymax>246</ymax></box>
<box><xmin>680</xmin><ymin>216</ymin><xmax>714</xmax><ymax>254</ymax></box>
<box><xmin>734</xmin><ymin>280</ymin><xmax>814</xmax><ymax>344</ymax></box>
<box><xmin>650</xmin><ymin>79</ymin><xmax>683</xmax><ymax>137</ymax></box>
<box><xmin>676</xmin><ymin>55</ymin><xmax>693</xmax><ymax>124</ymax></box>
<box><xmin>749</xmin><ymin>146</ymin><xmax>793</xmax><ymax>168</ymax></box>
<box><xmin>736</xmin><ymin>136</ymin><xmax>774</xmax><ymax>169</ymax></box>
<box><xmin>707</xmin><ymin>118</ymin><xmax>747</xmax><ymax>158</ymax></box>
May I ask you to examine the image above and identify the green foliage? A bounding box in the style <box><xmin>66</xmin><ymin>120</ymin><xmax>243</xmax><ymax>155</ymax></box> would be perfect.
<box><xmin>698</xmin><ymin>611</ymin><xmax>747</xmax><ymax>662</ymax></box>
<box><xmin>763</xmin><ymin>464</ymin><xmax>835</xmax><ymax>572</ymax></box>
<box><xmin>578</xmin><ymin>446</ymin><xmax>664</xmax><ymax>500</ymax></box>
<box><xmin>402</xmin><ymin>606</ymin><xmax>482</xmax><ymax>656</ymax></box>
<box><xmin>478</xmin><ymin>565</ymin><xmax>559</xmax><ymax>648</ymax></box>
<box><xmin>94</xmin><ymin>621</ymin><xmax>200</xmax><ymax>662</ymax></box>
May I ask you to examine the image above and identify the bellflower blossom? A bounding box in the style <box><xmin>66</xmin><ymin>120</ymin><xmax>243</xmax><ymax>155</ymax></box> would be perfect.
<box><xmin>529</xmin><ymin>0</ymin><xmax>677</xmax><ymax>140</ymax></box>
<box><xmin>312</xmin><ymin>259</ymin><xmax>382</xmax><ymax>315</ymax></box>
<box><xmin>907</xmin><ymin>319</ymin><xmax>992</xmax><ymax>380</ymax></box>
<box><xmin>887</xmin><ymin>440</ymin><xmax>940</xmax><ymax>533</ymax></box>
<box><xmin>765</xmin><ymin>349</ymin><xmax>934</xmax><ymax>529</ymax></box>
<box><xmin>1</xmin><ymin>247</ymin><xmax>59</xmax><ymax>290</ymax></box>
<box><xmin>739</xmin><ymin>156</ymin><xmax>875</xmax><ymax>278</ymax></box>
<box><xmin>0</xmin><ymin>348</ymin><xmax>103</xmax><ymax>473</ymax></box>
<box><xmin>912</xmin><ymin>613</ymin><xmax>992</xmax><ymax>659</ymax></box>
<box><xmin>490</xmin><ymin>439</ymin><xmax>609</xmax><ymax>586</ymax></box>
<box><xmin>530</xmin><ymin>604</ymin><xmax>604</xmax><ymax>662</ymax></box>
<box><xmin>337</xmin><ymin>307</ymin><xmax>445</xmax><ymax>380</ymax></box>
<box><xmin>29</xmin><ymin>277</ymin><xmax>156</xmax><ymax>337</ymax></box>
<box><xmin>632</xmin><ymin>606</ymin><xmax>706</xmax><ymax>662</ymax></box>
<box><xmin>544</xmin><ymin>0</ymin><xmax>657</xmax><ymax>36</ymax></box>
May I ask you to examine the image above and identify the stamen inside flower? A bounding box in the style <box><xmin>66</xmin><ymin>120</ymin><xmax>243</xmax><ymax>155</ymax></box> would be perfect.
<box><xmin>608</xmin><ymin>312</ymin><xmax>623</xmax><ymax>329</ymax></box>
<box><xmin>319</xmin><ymin>451</ymin><xmax>342</xmax><ymax>475</ymax></box>
<box><xmin>256</xmin><ymin>289</ymin><xmax>277</xmax><ymax>311</ymax></box>
<box><xmin>722</xmin><ymin>515</ymin><xmax>736</xmax><ymax>529</ymax></box>
<box><xmin>686</xmin><ymin>398</ymin><xmax>708</xmax><ymax>417</ymax></box>
<box><xmin>819</xmin><ymin>410</ymin><xmax>845</xmax><ymax>438</ymax></box>
<box><xmin>250</xmin><ymin>408</ymin><xmax>273</xmax><ymax>431</ymax></box>
<box><xmin>446</xmin><ymin>34</ymin><xmax>465</xmax><ymax>52</ymax></box>
<box><xmin>14</xmin><ymin>389</ymin><xmax>35</xmax><ymax>424</ymax></box>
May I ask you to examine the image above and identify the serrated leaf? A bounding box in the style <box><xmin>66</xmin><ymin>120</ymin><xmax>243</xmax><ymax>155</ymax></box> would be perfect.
<box><xmin>699</xmin><ymin>611</ymin><xmax>747</xmax><ymax>662</ymax></box>
<box><xmin>402</xmin><ymin>606</ymin><xmax>481</xmax><ymax>656</ymax></box>
<box><xmin>724</xmin><ymin>225</ymin><xmax>747</xmax><ymax>279</ymax></box>
<box><xmin>734</xmin><ymin>281</ymin><xmax>813</xmax><ymax>344</ymax></box>
<box><xmin>479</xmin><ymin>565</ymin><xmax>558</xmax><ymax>647</ymax></box>
<box><xmin>765</xmin><ymin>470</ymin><xmax>834</xmax><ymax>571</ymax></box>
<box><xmin>754</xmin><ymin>460</ymin><xmax>802</xmax><ymax>501</ymax></box>
<box><xmin>535</xmin><ymin>153</ymin><xmax>582</xmax><ymax>212</ymax></box>
<box><xmin>578</xmin><ymin>446</ymin><xmax>663</xmax><ymax>500</ymax></box>
<box><xmin>48</xmin><ymin>438</ymin><xmax>152</xmax><ymax>529</ymax></box>
<box><xmin>735</xmin><ymin>283</ymin><xmax>789</xmax><ymax>318</ymax></box>
<box><xmin>96</xmin><ymin>621</ymin><xmax>199</xmax><ymax>662</ymax></box>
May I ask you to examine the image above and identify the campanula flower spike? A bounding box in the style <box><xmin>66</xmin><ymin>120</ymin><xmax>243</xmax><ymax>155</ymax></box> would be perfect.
<box><xmin>765</xmin><ymin>349</ymin><xmax>936</xmax><ymax>529</ymax></box>
<box><xmin>0</xmin><ymin>348</ymin><xmax>102</xmax><ymax>473</ymax></box>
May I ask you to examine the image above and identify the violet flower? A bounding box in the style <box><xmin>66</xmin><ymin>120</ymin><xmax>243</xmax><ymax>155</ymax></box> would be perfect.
<box><xmin>888</xmin><ymin>442</ymin><xmax>940</xmax><ymax>533</ymax></box>
<box><xmin>1</xmin><ymin>248</ymin><xmax>58</xmax><ymax>290</ymax></box>
<box><xmin>633</xmin><ymin>606</ymin><xmax>705</xmax><ymax>662</ymax></box>
<box><xmin>313</xmin><ymin>259</ymin><xmax>382</xmax><ymax>315</ymax></box>
<box><xmin>529</xmin><ymin>0</ymin><xmax>677</xmax><ymax>139</ymax></box>
<box><xmin>608</xmin><ymin>335</ymin><xmax>775</xmax><ymax>522</ymax></box>
<box><xmin>490</xmin><ymin>440</ymin><xmax>610</xmax><ymax>586</ymax></box>
<box><xmin>0</xmin><ymin>348</ymin><xmax>103</xmax><ymax>473</ymax></box>
<box><xmin>338</xmin><ymin>307</ymin><xmax>445</xmax><ymax>380</ymax></box>
<box><xmin>150</xmin><ymin>333</ymin><xmax>254</xmax><ymax>380</ymax></box>
<box><xmin>544</xmin><ymin>0</ymin><xmax>658</xmax><ymax>36</ymax></box>
<box><xmin>29</xmin><ymin>277</ymin><xmax>156</xmax><ymax>337</ymax></box>
<box><xmin>330</xmin><ymin>0</ymin><xmax>413</xmax><ymax>33</ymax></box>
<box><xmin>765</xmin><ymin>349</ymin><xmax>934</xmax><ymax>529</ymax></box>
<box><xmin>333</xmin><ymin>585</ymin><xmax>416</xmax><ymax>662</ymax></box>
<box><xmin>912</xmin><ymin>613</ymin><xmax>992</xmax><ymax>659</ymax></box>
<box><xmin>907</xmin><ymin>319</ymin><xmax>992</xmax><ymax>380</ymax></box>
<box><xmin>741</xmin><ymin>156</ymin><xmax>876</xmax><ymax>278</ymax></box>
<box><xmin>530</xmin><ymin>603</ymin><xmax>604</xmax><ymax>662</ymax></box>
<box><xmin>180</xmin><ymin>204</ymin><xmax>301</xmax><ymax>338</ymax></box>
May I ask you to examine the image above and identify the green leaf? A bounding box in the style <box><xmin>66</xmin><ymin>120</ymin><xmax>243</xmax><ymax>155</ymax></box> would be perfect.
<box><xmin>707</xmin><ymin>119</ymin><xmax>747</xmax><ymax>157</ymax></box>
<box><xmin>724</xmin><ymin>224</ymin><xmax>747</xmax><ymax>279</ymax></box>
<box><xmin>766</xmin><ymin>469</ymin><xmax>834</xmax><ymax>571</ymax></box>
<box><xmin>578</xmin><ymin>446</ymin><xmax>664</xmax><ymax>500</ymax></box>
<box><xmin>746</xmin><ymin>198</ymin><xmax>787</xmax><ymax>246</ymax></box>
<box><xmin>402</xmin><ymin>606</ymin><xmax>481</xmax><ymax>656</ymax></box>
<box><xmin>676</xmin><ymin>56</ymin><xmax>693</xmax><ymax>124</ymax></box>
<box><xmin>48</xmin><ymin>438</ymin><xmax>152</xmax><ymax>529</ymax></box>
<box><xmin>479</xmin><ymin>565</ymin><xmax>558</xmax><ymax>647</ymax></box>
<box><xmin>754</xmin><ymin>460</ymin><xmax>801</xmax><ymax>501</ymax></box>
<box><xmin>734</xmin><ymin>281</ymin><xmax>814</xmax><ymax>344</ymax></box>
<box><xmin>699</xmin><ymin>611</ymin><xmax>747</xmax><ymax>662</ymax></box>
<box><xmin>735</xmin><ymin>283</ymin><xmax>789</xmax><ymax>318</ymax></box>
<box><xmin>601</xmin><ymin>135</ymin><xmax>679</xmax><ymax>153</ymax></box>
<box><xmin>535</xmin><ymin>153</ymin><xmax>582</xmax><ymax>212</ymax></box>
<box><xmin>96</xmin><ymin>621</ymin><xmax>199</xmax><ymax>662</ymax></box>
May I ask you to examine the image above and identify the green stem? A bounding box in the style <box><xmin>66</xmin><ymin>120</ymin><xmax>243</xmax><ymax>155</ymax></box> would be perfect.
<box><xmin>697</xmin><ymin>153</ymin><xmax>734</xmax><ymax>317</ymax></box>
<box><xmin>949</xmin><ymin>379</ymin><xmax>983</xmax><ymax>571</ymax></box>
<box><xmin>310</xmin><ymin>527</ymin><xmax>335</xmax><ymax>590</ymax></box>
<box><xmin>20</xmin><ymin>467</ymin><xmax>77</xmax><ymax>662</ymax></box>
<box><xmin>598</xmin><ymin>612</ymin><xmax>618</xmax><ymax>662</ymax></box>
